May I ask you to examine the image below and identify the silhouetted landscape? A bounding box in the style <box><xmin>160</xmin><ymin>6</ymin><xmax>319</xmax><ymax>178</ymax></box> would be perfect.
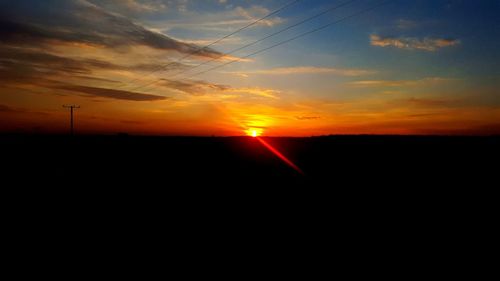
<box><xmin>4</xmin><ymin>134</ymin><xmax>498</xmax><ymax>187</ymax></box>
<box><xmin>2</xmin><ymin>0</ymin><xmax>499</xmax><ymax>215</ymax></box>
<box><xmin>3</xmin><ymin>132</ymin><xmax>498</xmax><ymax>242</ymax></box>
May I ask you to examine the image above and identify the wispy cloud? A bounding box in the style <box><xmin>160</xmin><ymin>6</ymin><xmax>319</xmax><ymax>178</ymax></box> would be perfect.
<box><xmin>0</xmin><ymin>52</ymin><xmax>168</xmax><ymax>102</ymax></box>
<box><xmin>295</xmin><ymin>116</ymin><xmax>321</xmax><ymax>120</ymax></box>
<box><xmin>370</xmin><ymin>34</ymin><xmax>460</xmax><ymax>51</ymax></box>
<box><xmin>386</xmin><ymin>98</ymin><xmax>460</xmax><ymax>109</ymax></box>
<box><xmin>86</xmin><ymin>0</ymin><xmax>170</xmax><ymax>16</ymax></box>
<box><xmin>0</xmin><ymin>45</ymin><xmax>189</xmax><ymax>86</ymax></box>
<box><xmin>0</xmin><ymin>0</ymin><xmax>221</xmax><ymax>58</ymax></box>
<box><xmin>158</xmin><ymin>79</ymin><xmax>280</xmax><ymax>99</ymax></box>
<box><xmin>0</xmin><ymin>104</ymin><xmax>49</xmax><ymax>115</ymax></box>
<box><xmin>404</xmin><ymin>98</ymin><xmax>457</xmax><ymax>107</ymax></box>
<box><xmin>55</xmin><ymin>85</ymin><xmax>168</xmax><ymax>101</ymax></box>
<box><xmin>97</xmin><ymin>0</ymin><xmax>168</xmax><ymax>13</ymax></box>
<box><xmin>0</xmin><ymin>104</ymin><xmax>22</xmax><ymax>113</ymax></box>
<box><xmin>159</xmin><ymin>78</ymin><xmax>230</xmax><ymax>96</ymax></box>
<box><xmin>169</xmin><ymin>35</ymin><xmax>243</xmax><ymax>47</ymax></box>
<box><xmin>234</xmin><ymin>5</ymin><xmax>284</xmax><ymax>27</ymax></box>
<box><xmin>0</xmin><ymin>46</ymin><xmax>122</xmax><ymax>75</ymax></box>
<box><xmin>231</xmin><ymin>87</ymin><xmax>281</xmax><ymax>99</ymax></box>
<box><xmin>154</xmin><ymin>4</ymin><xmax>284</xmax><ymax>34</ymax></box>
<box><xmin>349</xmin><ymin>77</ymin><xmax>454</xmax><ymax>87</ymax></box>
<box><xmin>226</xmin><ymin>66</ymin><xmax>374</xmax><ymax>77</ymax></box>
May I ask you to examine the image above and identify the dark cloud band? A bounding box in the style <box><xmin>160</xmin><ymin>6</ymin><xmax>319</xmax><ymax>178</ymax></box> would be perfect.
<box><xmin>0</xmin><ymin>0</ymin><xmax>221</xmax><ymax>57</ymax></box>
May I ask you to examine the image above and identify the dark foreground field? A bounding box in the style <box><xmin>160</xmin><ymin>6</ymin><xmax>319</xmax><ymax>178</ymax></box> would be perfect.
<box><xmin>3</xmin><ymin>135</ymin><xmax>495</xmax><ymax>273</ymax></box>
<box><xmin>2</xmin><ymin>135</ymin><xmax>497</xmax><ymax>239</ymax></box>
<box><xmin>3</xmin><ymin>134</ymin><xmax>498</xmax><ymax>187</ymax></box>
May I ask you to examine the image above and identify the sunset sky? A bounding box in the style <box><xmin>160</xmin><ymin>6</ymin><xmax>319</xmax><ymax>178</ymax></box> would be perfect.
<box><xmin>0</xmin><ymin>0</ymin><xmax>499</xmax><ymax>136</ymax></box>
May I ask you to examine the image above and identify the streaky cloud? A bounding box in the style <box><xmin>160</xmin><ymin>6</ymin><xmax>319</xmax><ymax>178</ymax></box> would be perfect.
<box><xmin>295</xmin><ymin>116</ymin><xmax>321</xmax><ymax>120</ymax></box>
<box><xmin>370</xmin><ymin>34</ymin><xmax>459</xmax><ymax>51</ymax></box>
<box><xmin>349</xmin><ymin>77</ymin><xmax>455</xmax><ymax>87</ymax></box>
<box><xmin>55</xmin><ymin>85</ymin><xmax>168</xmax><ymax>101</ymax></box>
<box><xmin>228</xmin><ymin>66</ymin><xmax>374</xmax><ymax>77</ymax></box>
<box><xmin>0</xmin><ymin>0</ymin><xmax>221</xmax><ymax>58</ymax></box>
<box><xmin>159</xmin><ymin>78</ymin><xmax>230</xmax><ymax>96</ymax></box>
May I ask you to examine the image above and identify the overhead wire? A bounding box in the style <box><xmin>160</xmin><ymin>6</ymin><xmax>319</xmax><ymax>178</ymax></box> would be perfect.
<box><xmin>134</xmin><ymin>0</ymin><xmax>359</xmax><ymax>92</ymax></box>
<box><xmin>185</xmin><ymin>0</ymin><xmax>393</xmax><ymax>80</ymax></box>
<box><xmin>119</xmin><ymin>0</ymin><xmax>302</xmax><ymax>90</ymax></box>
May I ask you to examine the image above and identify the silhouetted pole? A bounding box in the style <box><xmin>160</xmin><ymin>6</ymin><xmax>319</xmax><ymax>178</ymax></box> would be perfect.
<box><xmin>63</xmin><ymin>105</ymin><xmax>80</xmax><ymax>135</ymax></box>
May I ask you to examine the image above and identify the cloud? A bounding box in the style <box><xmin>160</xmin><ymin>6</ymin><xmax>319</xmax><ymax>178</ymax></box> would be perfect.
<box><xmin>295</xmin><ymin>116</ymin><xmax>321</xmax><ymax>120</ymax></box>
<box><xmin>90</xmin><ymin>0</ymin><xmax>168</xmax><ymax>13</ymax></box>
<box><xmin>120</xmin><ymin>120</ymin><xmax>145</xmax><ymax>125</ymax></box>
<box><xmin>55</xmin><ymin>85</ymin><xmax>168</xmax><ymax>101</ymax></box>
<box><xmin>0</xmin><ymin>46</ymin><xmax>124</xmax><ymax>75</ymax></box>
<box><xmin>158</xmin><ymin>79</ymin><xmax>280</xmax><ymax>99</ymax></box>
<box><xmin>0</xmin><ymin>104</ymin><xmax>49</xmax><ymax>115</ymax></box>
<box><xmin>0</xmin><ymin>0</ymin><xmax>285</xmax><ymax>106</ymax></box>
<box><xmin>0</xmin><ymin>56</ymin><xmax>168</xmax><ymax>101</ymax></box>
<box><xmin>154</xmin><ymin>4</ymin><xmax>284</xmax><ymax>34</ymax></box>
<box><xmin>386</xmin><ymin>97</ymin><xmax>460</xmax><ymax>109</ymax></box>
<box><xmin>169</xmin><ymin>35</ymin><xmax>242</xmax><ymax>47</ymax></box>
<box><xmin>0</xmin><ymin>41</ymin><xmax>270</xmax><ymax>102</ymax></box>
<box><xmin>370</xmin><ymin>35</ymin><xmax>460</xmax><ymax>51</ymax></box>
<box><xmin>231</xmin><ymin>87</ymin><xmax>281</xmax><ymax>99</ymax></box>
<box><xmin>404</xmin><ymin>98</ymin><xmax>457</xmax><ymax>107</ymax></box>
<box><xmin>349</xmin><ymin>80</ymin><xmax>411</xmax><ymax>87</ymax></box>
<box><xmin>349</xmin><ymin>77</ymin><xmax>454</xmax><ymax>87</ymax></box>
<box><xmin>228</xmin><ymin>66</ymin><xmax>374</xmax><ymax>77</ymax></box>
<box><xmin>0</xmin><ymin>0</ymin><xmax>221</xmax><ymax>58</ymax></box>
<box><xmin>0</xmin><ymin>44</ymin><xmax>189</xmax><ymax>88</ymax></box>
<box><xmin>0</xmin><ymin>104</ymin><xmax>18</xmax><ymax>113</ymax></box>
<box><xmin>159</xmin><ymin>79</ymin><xmax>230</xmax><ymax>95</ymax></box>
<box><xmin>234</xmin><ymin>5</ymin><xmax>284</xmax><ymax>27</ymax></box>
<box><xmin>73</xmin><ymin>76</ymin><xmax>122</xmax><ymax>84</ymax></box>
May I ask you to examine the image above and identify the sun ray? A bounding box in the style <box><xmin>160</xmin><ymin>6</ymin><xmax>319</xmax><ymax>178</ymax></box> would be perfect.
<box><xmin>256</xmin><ymin>137</ymin><xmax>304</xmax><ymax>175</ymax></box>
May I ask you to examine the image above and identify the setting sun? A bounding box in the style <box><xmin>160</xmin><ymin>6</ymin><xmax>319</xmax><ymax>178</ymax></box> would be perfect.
<box><xmin>246</xmin><ymin>128</ymin><xmax>263</xmax><ymax>137</ymax></box>
<box><xmin>1</xmin><ymin>0</ymin><xmax>498</xmax><ymax>186</ymax></box>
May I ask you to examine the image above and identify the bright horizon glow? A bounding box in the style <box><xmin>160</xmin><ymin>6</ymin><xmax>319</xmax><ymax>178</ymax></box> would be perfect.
<box><xmin>0</xmin><ymin>1</ymin><xmax>499</xmax><ymax>136</ymax></box>
<box><xmin>245</xmin><ymin>128</ymin><xmax>263</xmax><ymax>137</ymax></box>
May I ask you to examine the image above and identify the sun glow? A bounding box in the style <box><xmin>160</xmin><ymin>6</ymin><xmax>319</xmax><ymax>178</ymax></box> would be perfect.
<box><xmin>246</xmin><ymin>128</ymin><xmax>263</xmax><ymax>137</ymax></box>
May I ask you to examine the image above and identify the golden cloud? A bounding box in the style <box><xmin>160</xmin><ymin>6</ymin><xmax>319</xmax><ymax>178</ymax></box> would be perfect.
<box><xmin>370</xmin><ymin>34</ymin><xmax>459</xmax><ymax>51</ymax></box>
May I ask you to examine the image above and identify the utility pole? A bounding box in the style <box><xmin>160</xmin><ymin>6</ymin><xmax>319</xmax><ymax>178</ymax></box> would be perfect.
<box><xmin>63</xmin><ymin>105</ymin><xmax>80</xmax><ymax>135</ymax></box>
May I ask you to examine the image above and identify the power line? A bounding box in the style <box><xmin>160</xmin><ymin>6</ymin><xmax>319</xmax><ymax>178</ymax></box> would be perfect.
<box><xmin>185</xmin><ymin>0</ymin><xmax>392</xmax><ymax>79</ymax></box>
<box><xmin>170</xmin><ymin>0</ymin><xmax>358</xmax><ymax>79</ymax></box>
<box><xmin>134</xmin><ymin>0</ymin><xmax>358</xmax><ymax>92</ymax></box>
<box><xmin>120</xmin><ymin>0</ymin><xmax>301</xmax><ymax>90</ymax></box>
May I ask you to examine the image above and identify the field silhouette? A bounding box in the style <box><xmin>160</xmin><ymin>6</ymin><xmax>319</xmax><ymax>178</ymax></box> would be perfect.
<box><xmin>3</xmin><ymin>134</ymin><xmax>498</xmax><ymax>233</ymax></box>
<box><xmin>3</xmin><ymin>134</ymin><xmax>498</xmax><ymax>188</ymax></box>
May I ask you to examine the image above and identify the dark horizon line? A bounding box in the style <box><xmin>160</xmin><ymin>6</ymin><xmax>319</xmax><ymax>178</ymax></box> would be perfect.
<box><xmin>1</xmin><ymin>132</ymin><xmax>499</xmax><ymax>138</ymax></box>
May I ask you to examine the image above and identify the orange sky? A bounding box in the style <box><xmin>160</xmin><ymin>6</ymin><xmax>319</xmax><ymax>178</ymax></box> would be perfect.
<box><xmin>1</xmin><ymin>0</ymin><xmax>499</xmax><ymax>136</ymax></box>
